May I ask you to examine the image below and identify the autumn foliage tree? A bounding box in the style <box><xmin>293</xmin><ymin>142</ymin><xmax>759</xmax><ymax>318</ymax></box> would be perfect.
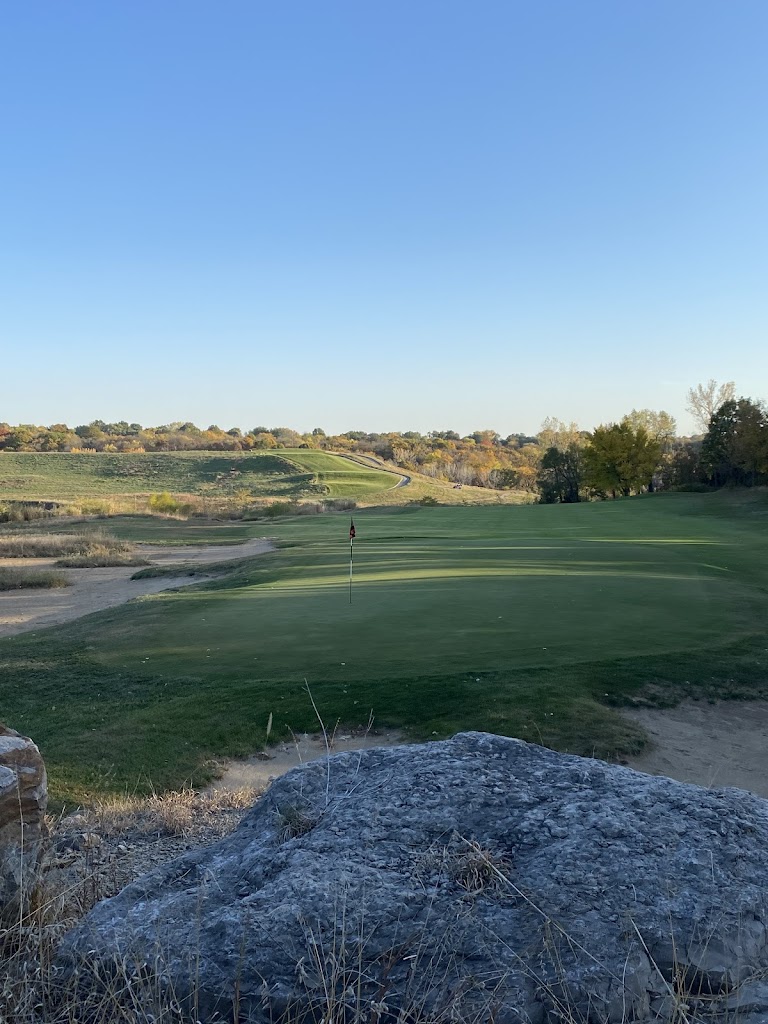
<box><xmin>583</xmin><ymin>423</ymin><xmax>662</xmax><ymax>498</ymax></box>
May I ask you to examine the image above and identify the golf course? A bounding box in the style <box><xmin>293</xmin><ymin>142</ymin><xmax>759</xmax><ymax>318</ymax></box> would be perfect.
<box><xmin>0</xmin><ymin>449</ymin><xmax>398</xmax><ymax>500</ymax></box>
<box><xmin>1</xmin><ymin>486</ymin><xmax>767</xmax><ymax>803</ymax></box>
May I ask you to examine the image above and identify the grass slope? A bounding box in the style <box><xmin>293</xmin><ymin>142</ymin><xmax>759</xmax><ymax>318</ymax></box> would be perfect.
<box><xmin>2</xmin><ymin>489</ymin><xmax>767</xmax><ymax>802</ymax></box>
<box><xmin>0</xmin><ymin>450</ymin><xmax>398</xmax><ymax>501</ymax></box>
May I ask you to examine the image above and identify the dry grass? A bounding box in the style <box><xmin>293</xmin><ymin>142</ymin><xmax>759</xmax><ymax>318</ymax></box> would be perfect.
<box><xmin>1</xmin><ymin>785</ymin><xmax>262</xmax><ymax>1023</ymax></box>
<box><xmin>0</xmin><ymin>567</ymin><xmax>70</xmax><ymax>590</ymax></box>
<box><xmin>0</xmin><ymin>530</ymin><xmax>135</xmax><ymax>560</ymax></box>
<box><xmin>1</xmin><ymin>799</ymin><xmax>763</xmax><ymax>1024</ymax></box>
<box><xmin>54</xmin><ymin>547</ymin><xmax>149</xmax><ymax>568</ymax></box>
<box><xmin>275</xmin><ymin>803</ymin><xmax>319</xmax><ymax>841</ymax></box>
<box><xmin>88</xmin><ymin>785</ymin><xmax>259</xmax><ymax>838</ymax></box>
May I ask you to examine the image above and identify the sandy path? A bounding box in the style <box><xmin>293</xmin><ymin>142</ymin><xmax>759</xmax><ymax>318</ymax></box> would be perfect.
<box><xmin>0</xmin><ymin>538</ymin><xmax>274</xmax><ymax>638</ymax></box>
<box><xmin>623</xmin><ymin>701</ymin><xmax>768</xmax><ymax>797</ymax></box>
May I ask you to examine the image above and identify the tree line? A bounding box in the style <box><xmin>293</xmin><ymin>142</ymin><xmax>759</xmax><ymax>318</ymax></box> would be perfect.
<box><xmin>2</xmin><ymin>380</ymin><xmax>765</xmax><ymax>500</ymax></box>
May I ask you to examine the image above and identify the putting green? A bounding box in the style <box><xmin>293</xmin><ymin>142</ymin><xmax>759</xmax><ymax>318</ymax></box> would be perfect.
<box><xmin>2</xmin><ymin>490</ymin><xmax>767</xmax><ymax>801</ymax></box>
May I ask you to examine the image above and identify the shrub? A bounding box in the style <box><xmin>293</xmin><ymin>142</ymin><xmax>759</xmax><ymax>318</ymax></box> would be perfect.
<box><xmin>417</xmin><ymin>495</ymin><xmax>439</xmax><ymax>506</ymax></box>
<box><xmin>148</xmin><ymin>491</ymin><xmax>183</xmax><ymax>515</ymax></box>
<box><xmin>0</xmin><ymin>502</ymin><xmax>63</xmax><ymax>523</ymax></box>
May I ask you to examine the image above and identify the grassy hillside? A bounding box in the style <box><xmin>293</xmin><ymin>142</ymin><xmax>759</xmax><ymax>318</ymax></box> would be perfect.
<box><xmin>0</xmin><ymin>449</ymin><xmax>531</xmax><ymax>508</ymax></box>
<box><xmin>0</xmin><ymin>450</ymin><xmax>399</xmax><ymax>501</ymax></box>
<box><xmin>2</xmin><ymin>489</ymin><xmax>768</xmax><ymax>802</ymax></box>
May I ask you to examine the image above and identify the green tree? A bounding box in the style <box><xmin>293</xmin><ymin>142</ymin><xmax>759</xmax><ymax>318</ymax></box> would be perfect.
<box><xmin>701</xmin><ymin>398</ymin><xmax>768</xmax><ymax>486</ymax></box>
<box><xmin>537</xmin><ymin>444</ymin><xmax>583</xmax><ymax>503</ymax></box>
<box><xmin>583</xmin><ymin>423</ymin><xmax>662</xmax><ymax>497</ymax></box>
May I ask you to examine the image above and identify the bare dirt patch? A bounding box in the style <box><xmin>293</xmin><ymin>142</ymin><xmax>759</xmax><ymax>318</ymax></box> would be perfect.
<box><xmin>623</xmin><ymin>699</ymin><xmax>768</xmax><ymax>797</ymax></box>
<box><xmin>0</xmin><ymin>537</ymin><xmax>274</xmax><ymax>638</ymax></box>
<box><xmin>209</xmin><ymin>727</ymin><xmax>407</xmax><ymax>791</ymax></box>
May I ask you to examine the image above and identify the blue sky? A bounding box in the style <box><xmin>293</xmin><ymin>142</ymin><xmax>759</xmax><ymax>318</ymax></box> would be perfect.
<box><xmin>1</xmin><ymin>1</ymin><xmax>766</xmax><ymax>436</ymax></box>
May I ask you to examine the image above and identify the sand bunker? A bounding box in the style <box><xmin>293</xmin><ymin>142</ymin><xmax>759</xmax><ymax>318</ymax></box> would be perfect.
<box><xmin>215</xmin><ymin>703</ymin><xmax>768</xmax><ymax>798</ymax></box>
<box><xmin>624</xmin><ymin>700</ymin><xmax>768</xmax><ymax>798</ymax></box>
<box><xmin>0</xmin><ymin>537</ymin><xmax>274</xmax><ymax>638</ymax></box>
<box><xmin>209</xmin><ymin>729</ymin><xmax>407</xmax><ymax>791</ymax></box>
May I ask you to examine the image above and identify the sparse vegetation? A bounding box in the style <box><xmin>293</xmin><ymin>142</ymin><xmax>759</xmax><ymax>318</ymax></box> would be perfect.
<box><xmin>276</xmin><ymin>803</ymin><xmax>318</xmax><ymax>841</ymax></box>
<box><xmin>0</xmin><ymin>531</ymin><xmax>135</xmax><ymax>560</ymax></box>
<box><xmin>54</xmin><ymin>550</ymin><xmax>149</xmax><ymax>568</ymax></box>
<box><xmin>0</xmin><ymin>786</ymin><xmax>260</xmax><ymax>1024</ymax></box>
<box><xmin>0</xmin><ymin>799</ymin><xmax>761</xmax><ymax>1023</ymax></box>
<box><xmin>0</xmin><ymin>567</ymin><xmax>70</xmax><ymax>590</ymax></box>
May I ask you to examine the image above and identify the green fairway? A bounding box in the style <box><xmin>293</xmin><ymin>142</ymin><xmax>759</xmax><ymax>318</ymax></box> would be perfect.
<box><xmin>2</xmin><ymin>489</ymin><xmax>768</xmax><ymax>802</ymax></box>
<box><xmin>0</xmin><ymin>449</ymin><xmax>398</xmax><ymax>501</ymax></box>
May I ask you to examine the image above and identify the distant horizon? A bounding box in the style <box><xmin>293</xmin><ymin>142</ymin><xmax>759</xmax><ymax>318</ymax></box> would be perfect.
<box><xmin>0</xmin><ymin>412</ymin><xmax>711</xmax><ymax>440</ymax></box>
<box><xmin>2</xmin><ymin>2</ymin><xmax>766</xmax><ymax>434</ymax></box>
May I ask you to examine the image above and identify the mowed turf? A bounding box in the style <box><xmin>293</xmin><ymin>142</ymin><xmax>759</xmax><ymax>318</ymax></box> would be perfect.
<box><xmin>0</xmin><ymin>450</ymin><xmax>397</xmax><ymax>500</ymax></box>
<box><xmin>2</xmin><ymin>490</ymin><xmax>768</xmax><ymax>802</ymax></box>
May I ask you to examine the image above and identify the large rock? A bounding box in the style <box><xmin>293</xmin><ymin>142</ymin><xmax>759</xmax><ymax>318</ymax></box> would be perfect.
<box><xmin>60</xmin><ymin>733</ymin><xmax>768</xmax><ymax>1023</ymax></box>
<box><xmin>0</xmin><ymin>723</ymin><xmax>47</xmax><ymax>919</ymax></box>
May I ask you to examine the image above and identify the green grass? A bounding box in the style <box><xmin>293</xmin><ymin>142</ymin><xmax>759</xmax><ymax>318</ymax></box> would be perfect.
<box><xmin>2</xmin><ymin>489</ymin><xmax>768</xmax><ymax>803</ymax></box>
<box><xmin>0</xmin><ymin>449</ymin><xmax>532</xmax><ymax>509</ymax></box>
<box><xmin>0</xmin><ymin>450</ymin><xmax>398</xmax><ymax>501</ymax></box>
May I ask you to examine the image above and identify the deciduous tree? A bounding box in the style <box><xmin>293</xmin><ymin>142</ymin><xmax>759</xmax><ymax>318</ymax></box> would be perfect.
<box><xmin>687</xmin><ymin>380</ymin><xmax>736</xmax><ymax>433</ymax></box>
<box><xmin>583</xmin><ymin>423</ymin><xmax>662</xmax><ymax>497</ymax></box>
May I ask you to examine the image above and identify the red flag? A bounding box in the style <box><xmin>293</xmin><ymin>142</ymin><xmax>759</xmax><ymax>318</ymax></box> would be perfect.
<box><xmin>349</xmin><ymin>518</ymin><xmax>356</xmax><ymax>540</ymax></box>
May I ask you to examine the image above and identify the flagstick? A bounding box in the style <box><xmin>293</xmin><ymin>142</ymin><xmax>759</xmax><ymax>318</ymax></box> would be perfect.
<box><xmin>349</xmin><ymin>537</ymin><xmax>354</xmax><ymax>604</ymax></box>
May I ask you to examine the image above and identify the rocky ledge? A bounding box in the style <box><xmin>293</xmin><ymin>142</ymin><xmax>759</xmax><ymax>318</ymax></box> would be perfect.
<box><xmin>59</xmin><ymin>733</ymin><xmax>768</xmax><ymax>1023</ymax></box>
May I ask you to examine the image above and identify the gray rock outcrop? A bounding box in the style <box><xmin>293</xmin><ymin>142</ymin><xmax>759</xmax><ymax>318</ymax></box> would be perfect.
<box><xmin>60</xmin><ymin>733</ymin><xmax>768</xmax><ymax>1023</ymax></box>
<box><xmin>0</xmin><ymin>723</ymin><xmax>47</xmax><ymax>920</ymax></box>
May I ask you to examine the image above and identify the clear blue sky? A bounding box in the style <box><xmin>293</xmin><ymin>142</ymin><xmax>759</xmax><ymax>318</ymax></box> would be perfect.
<box><xmin>1</xmin><ymin>1</ymin><xmax>766</xmax><ymax>436</ymax></box>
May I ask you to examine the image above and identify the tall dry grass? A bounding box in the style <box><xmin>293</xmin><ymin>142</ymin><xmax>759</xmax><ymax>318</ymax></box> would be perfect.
<box><xmin>0</xmin><ymin>531</ymin><xmax>128</xmax><ymax>559</ymax></box>
<box><xmin>0</xmin><ymin>567</ymin><xmax>70</xmax><ymax>590</ymax></box>
<box><xmin>0</xmin><ymin>782</ymin><xmax>761</xmax><ymax>1024</ymax></box>
<box><xmin>0</xmin><ymin>530</ymin><xmax>148</xmax><ymax>567</ymax></box>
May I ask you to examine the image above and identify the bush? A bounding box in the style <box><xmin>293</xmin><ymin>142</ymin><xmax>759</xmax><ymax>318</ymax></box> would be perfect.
<box><xmin>148</xmin><ymin>491</ymin><xmax>183</xmax><ymax>515</ymax></box>
<box><xmin>417</xmin><ymin>495</ymin><xmax>439</xmax><ymax>506</ymax></box>
<box><xmin>0</xmin><ymin>502</ymin><xmax>63</xmax><ymax>523</ymax></box>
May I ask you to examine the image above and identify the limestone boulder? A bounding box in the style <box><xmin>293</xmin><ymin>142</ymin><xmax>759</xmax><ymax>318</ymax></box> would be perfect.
<box><xmin>0</xmin><ymin>723</ymin><xmax>47</xmax><ymax>919</ymax></box>
<box><xmin>60</xmin><ymin>733</ymin><xmax>768</xmax><ymax>1023</ymax></box>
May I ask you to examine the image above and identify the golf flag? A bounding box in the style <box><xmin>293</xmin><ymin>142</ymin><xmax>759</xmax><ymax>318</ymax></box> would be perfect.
<box><xmin>349</xmin><ymin>518</ymin><xmax>356</xmax><ymax>540</ymax></box>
